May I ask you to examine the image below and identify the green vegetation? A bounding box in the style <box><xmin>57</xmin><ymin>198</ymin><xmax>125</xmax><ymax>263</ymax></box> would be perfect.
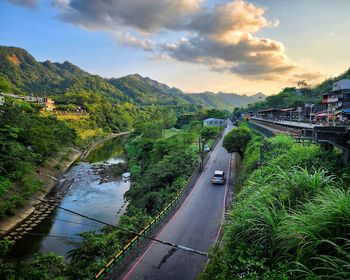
<box><xmin>0</xmin><ymin>108</ymin><xmax>225</xmax><ymax>279</ymax></box>
<box><xmin>222</xmin><ymin>126</ymin><xmax>252</xmax><ymax>157</ymax></box>
<box><xmin>0</xmin><ymin>99</ymin><xmax>76</xmax><ymax>219</ymax></box>
<box><xmin>201</xmin><ymin>127</ymin><xmax>350</xmax><ymax>279</ymax></box>
<box><xmin>235</xmin><ymin>68</ymin><xmax>350</xmax><ymax>115</ymax></box>
<box><xmin>0</xmin><ymin>46</ymin><xmax>263</xmax><ymax>111</ymax></box>
<box><xmin>200</xmin><ymin>126</ymin><xmax>221</xmax><ymax>140</ymax></box>
<box><xmin>43</xmin><ymin>113</ymin><xmax>201</xmax><ymax>279</ymax></box>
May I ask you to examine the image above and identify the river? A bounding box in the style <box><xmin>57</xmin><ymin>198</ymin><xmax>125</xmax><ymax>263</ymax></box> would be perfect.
<box><xmin>10</xmin><ymin>136</ymin><xmax>130</xmax><ymax>260</ymax></box>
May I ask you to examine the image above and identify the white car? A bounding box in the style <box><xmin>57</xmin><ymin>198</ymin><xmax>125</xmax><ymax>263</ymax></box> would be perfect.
<box><xmin>211</xmin><ymin>170</ymin><xmax>225</xmax><ymax>185</ymax></box>
<box><xmin>204</xmin><ymin>144</ymin><xmax>210</xmax><ymax>152</ymax></box>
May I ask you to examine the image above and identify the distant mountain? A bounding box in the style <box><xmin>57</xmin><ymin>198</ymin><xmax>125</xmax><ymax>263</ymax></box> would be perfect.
<box><xmin>185</xmin><ymin>91</ymin><xmax>265</xmax><ymax>111</ymax></box>
<box><xmin>0</xmin><ymin>45</ymin><xmax>265</xmax><ymax>110</ymax></box>
<box><xmin>108</xmin><ymin>74</ymin><xmax>186</xmax><ymax>106</ymax></box>
<box><xmin>0</xmin><ymin>46</ymin><xmax>126</xmax><ymax>100</ymax></box>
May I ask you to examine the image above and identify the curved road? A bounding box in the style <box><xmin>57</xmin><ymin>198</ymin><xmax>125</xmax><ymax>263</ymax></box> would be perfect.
<box><xmin>122</xmin><ymin>121</ymin><xmax>233</xmax><ymax>280</ymax></box>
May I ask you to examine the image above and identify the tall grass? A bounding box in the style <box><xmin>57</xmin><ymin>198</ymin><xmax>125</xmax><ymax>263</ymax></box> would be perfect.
<box><xmin>201</xmin><ymin>132</ymin><xmax>350</xmax><ymax>280</ymax></box>
<box><xmin>279</xmin><ymin>188</ymin><xmax>350</xmax><ymax>278</ymax></box>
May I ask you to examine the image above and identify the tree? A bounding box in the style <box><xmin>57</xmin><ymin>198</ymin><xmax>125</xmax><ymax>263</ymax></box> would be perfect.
<box><xmin>200</xmin><ymin>126</ymin><xmax>220</xmax><ymax>140</ymax></box>
<box><xmin>222</xmin><ymin>127</ymin><xmax>251</xmax><ymax>157</ymax></box>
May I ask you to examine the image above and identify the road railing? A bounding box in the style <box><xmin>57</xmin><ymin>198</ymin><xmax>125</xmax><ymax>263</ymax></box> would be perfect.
<box><xmin>95</xmin><ymin>130</ymin><xmax>224</xmax><ymax>279</ymax></box>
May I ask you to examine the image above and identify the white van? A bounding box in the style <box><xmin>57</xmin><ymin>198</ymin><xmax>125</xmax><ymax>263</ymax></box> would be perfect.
<box><xmin>211</xmin><ymin>170</ymin><xmax>225</xmax><ymax>185</ymax></box>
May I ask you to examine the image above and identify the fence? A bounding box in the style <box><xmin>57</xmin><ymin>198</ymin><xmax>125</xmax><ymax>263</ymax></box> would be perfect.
<box><xmin>95</xmin><ymin>129</ymin><xmax>224</xmax><ymax>279</ymax></box>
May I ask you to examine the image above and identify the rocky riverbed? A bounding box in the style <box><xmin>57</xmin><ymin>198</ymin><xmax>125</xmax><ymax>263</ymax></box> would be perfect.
<box><xmin>8</xmin><ymin>136</ymin><xmax>131</xmax><ymax>260</ymax></box>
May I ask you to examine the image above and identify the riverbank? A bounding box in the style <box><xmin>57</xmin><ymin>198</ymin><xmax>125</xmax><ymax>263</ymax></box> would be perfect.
<box><xmin>0</xmin><ymin>131</ymin><xmax>131</xmax><ymax>240</ymax></box>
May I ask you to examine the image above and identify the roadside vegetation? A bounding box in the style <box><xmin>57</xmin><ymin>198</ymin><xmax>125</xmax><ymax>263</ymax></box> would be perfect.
<box><xmin>201</xmin><ymin>125</ymin><xmax>350</xmax><ymax>279</ymax></box>
<box><xmin>0</xmin><ymin>107</ymin><xmax>227</xmax><ymax>279</ymax></box>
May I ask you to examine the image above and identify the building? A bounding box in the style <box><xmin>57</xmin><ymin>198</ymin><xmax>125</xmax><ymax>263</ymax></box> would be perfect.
<box><xmin>257</xmin><ymin>108</ymin><xmax>282</xmax><ymax>120</ymax></box>
<box><xmin>203</xmin><ymin>118</ymin><xmax>227</xmax><ymax>127</ymax></box>
<box><xmin>0</xmin><ymin>92</ymin><xmax>44</xmax><ymax>104</ymax></box>
<box><xmin>44</xmin><ymin>98</ymin><xmax>55</xmax><ymax>111</ymax></box>
<box><xmin>322</xmin><ymin>79</ymin><xmax>350</xmax><ymax>121</ymax></box>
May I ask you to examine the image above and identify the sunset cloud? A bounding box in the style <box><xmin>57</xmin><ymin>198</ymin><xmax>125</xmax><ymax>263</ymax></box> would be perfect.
<box><xmin>52</xmin><ymin>0</ymin><xmax>202</xmax><ymax>33</ymax></box>
<box><xmin>163</xmin><ymin>0</ymin><xmax>322</xmax><ymax>82</ymax></box>
<box><xmin>52</xmin><ymin>0</ymin><xmax>323</xmax><ymax>83</ymax></box>
<box><xmin>115</xmin><ymin>33</ymin><xmax>154</xmax><ymax>51</ymax></box>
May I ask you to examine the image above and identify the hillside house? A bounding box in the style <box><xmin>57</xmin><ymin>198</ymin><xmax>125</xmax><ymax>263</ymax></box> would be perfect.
<box><xmin>322</xmin><ymin>79</ymin><xmax>350</xmax><ymax>121</ymax></box>
<box><xmin>44</xmin><ymin>98</ymin><xmax>55</xmax><ymax>111</ymax></box>
<box><xmin>203</xmin><ymin>118</ymin><xmax>227</xmax><ymax>127</ymax></box>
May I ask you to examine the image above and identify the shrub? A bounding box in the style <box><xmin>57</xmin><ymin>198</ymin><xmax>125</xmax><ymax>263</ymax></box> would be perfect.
<box><xmin>222</xmin><ymin>127</ymin><xmax>252</xmax><ymax>157</ymax></box>
<box><xmin>202</xmin><ymin>133</ymin><xmax>350</xmax><ymax>279</ymax></box>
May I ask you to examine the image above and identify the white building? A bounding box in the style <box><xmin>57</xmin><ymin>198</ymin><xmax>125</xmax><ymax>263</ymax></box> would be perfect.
<box><xmin>0</xmin><ymin>93</ymin><xmax>44</xmax><ymax>104</ymax></box>
<box><xmin>332</xmin><ymin>79</ymin><xmax>350</xmax><ymax>91</ymax></box>
<box><xmin>203</xmin><ymin>118</ymin><xmax>227</xmax><ymax>127</ymax></box>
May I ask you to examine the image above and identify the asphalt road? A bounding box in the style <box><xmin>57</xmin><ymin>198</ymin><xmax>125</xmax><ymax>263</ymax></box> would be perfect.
<box><xmin>122</xmin><ymin>121</ymin><xmax>233</xmax><ymax>280</ymax></box>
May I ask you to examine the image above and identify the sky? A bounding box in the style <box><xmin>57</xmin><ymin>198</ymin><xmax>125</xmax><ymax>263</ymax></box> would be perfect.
<box><xmin>1</xmin><ymin>0</ymin><xmax>350</xmax><ymax>95</ymax></box>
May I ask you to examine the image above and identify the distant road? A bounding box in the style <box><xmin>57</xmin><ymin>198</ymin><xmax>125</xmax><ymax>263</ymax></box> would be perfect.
<box><xmin>121</xmin><ymin>121</ymin><xmax>233</xmax><ymax>280</ymax></box>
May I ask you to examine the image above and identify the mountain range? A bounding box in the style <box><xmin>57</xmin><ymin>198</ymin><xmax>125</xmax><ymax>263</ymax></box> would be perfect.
<box><xmin>0</xmin><ymin>46</ymin><xmax>265</xmax><ymax>110</ymax></box>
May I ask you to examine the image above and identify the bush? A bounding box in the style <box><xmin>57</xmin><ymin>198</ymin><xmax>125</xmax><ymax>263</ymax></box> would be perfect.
<box><xmin>202</xmin><ymin>134</ymin><xmax>350</xmax><ymax>279</ymax></box>
<box><xmin>222</xmin><ymin>127</ymin><xmax>252</xmax><ymax>157</ymax></box>
<box><xmin>200</xmin><ymin>126</ymin><xmax>220</xmax><ymax>140</ymax></box>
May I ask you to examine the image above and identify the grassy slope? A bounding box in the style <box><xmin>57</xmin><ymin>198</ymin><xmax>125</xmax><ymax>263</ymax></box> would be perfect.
<box><xmin>201</xmin><ymin>129</ymin><xmax>350</xmax><ymax>279</ymax></box>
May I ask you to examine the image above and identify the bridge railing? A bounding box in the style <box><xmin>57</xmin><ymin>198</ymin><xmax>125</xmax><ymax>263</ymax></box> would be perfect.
<box><xmin>94</xmin><ymin>129</ymin><xmax>224</xmax><ymax>279</ymax></box>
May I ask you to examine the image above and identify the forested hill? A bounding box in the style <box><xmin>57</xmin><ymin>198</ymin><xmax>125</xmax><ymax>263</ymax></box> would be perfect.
<box><xmin>0</xmin><ymin>45</ymin><xmax>264</xmax><ymax>110</ymax></box>
<box><xmin>187</xmin><ymin>92</ymin><xmax>265</xmax><ymax>110</ymax></box>
<box><xmin>242</xmin><ymin>68</ymin><xmax>350</xmax><ymax>112</ymax></box>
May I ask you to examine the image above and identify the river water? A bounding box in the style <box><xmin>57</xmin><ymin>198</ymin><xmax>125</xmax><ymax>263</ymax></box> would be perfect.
<box><xmin>11</xmin><ymin>136</ymin><xmax>130</xmax><ymax>260</ymax></box>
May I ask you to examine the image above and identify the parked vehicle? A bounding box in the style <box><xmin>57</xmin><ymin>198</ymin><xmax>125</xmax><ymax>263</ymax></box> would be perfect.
<box><xmin>204</xmin><ymin>144</ymin><xmax>210</xmax><ymax>152</ymax></box>
<box><xmin>211</xmin><ymin>170</ymin><xmax>225</xmax><ymax>185</ymax></box>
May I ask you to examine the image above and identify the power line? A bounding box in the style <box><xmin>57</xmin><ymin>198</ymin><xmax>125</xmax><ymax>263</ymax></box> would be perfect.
<box><xmin>14</xmin><ymin>209</ymin><xmax>101</xmax><ymax>228</ymax></box>
<box><xmin>0</xmin><ymin>229</ymin><xmax>82</xmax><ymax>241</ymax></box>
<box><xmin>1</xmin><ymin>183</ymin><xmax>208</xmax><ymax>256</ymax></box>
<box><xmin>55</xmin><ymin>218</ymin><xmax>101</xmax><ymax>228</ymax></box>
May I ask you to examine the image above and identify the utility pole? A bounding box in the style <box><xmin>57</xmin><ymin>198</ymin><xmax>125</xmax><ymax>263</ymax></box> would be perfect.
<box><xmin>200</xmin><ymin>138</ymin><xmax>206</xmax><ymax>172</ymax></box>
<box><xmin>289</xmin><ymin>109</ymin><xmax>292</xmax><ymax>122</ymax></box>
<box><xmin>327</xmin><ymin>105</ymin><xmax>330</xmax><ymax>126</ymax></box>
<box><xmin>309</xmin><ymin>104</ymin><xmax>314</xmax><ymax>125</ymax></box>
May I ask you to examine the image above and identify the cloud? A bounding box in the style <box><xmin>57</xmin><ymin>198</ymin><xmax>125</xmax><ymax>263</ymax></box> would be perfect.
<box><xmin>53</xmin><ymin>0</ymin><xmax>323</xmax><ymax>82</ymax></box>
<box><xmin>162</xmin><ymin>0</ymin><xmax>322</xmax><ymax>82</ymax></box>
<box><xmin>53</xmin><ymin>0</ymin><xmax>202</xmax><ymax>33</ymax></box>
<box><xmin>8</xmin><ymin>0</ymin><xmax>37</xmax><ymax>8</ymax></box>
<box><xmin>115</xmin><ymin>33</ymin><xmax>154</xmax><ymax>51</ymax></box>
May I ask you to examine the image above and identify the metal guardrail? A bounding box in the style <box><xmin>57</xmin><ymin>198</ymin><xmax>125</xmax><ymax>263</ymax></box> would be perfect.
<box><xmin>95</xmin><ymin>130</ymin><xmax>224</xmax><ymax>279</ymax></box>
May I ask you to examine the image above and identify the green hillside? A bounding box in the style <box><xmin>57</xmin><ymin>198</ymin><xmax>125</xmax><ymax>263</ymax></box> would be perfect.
<box><xmin>0</xmin><ymin>45</ymin><xmax>264</xmax><ymax>110</ymax></box>
<box><xmin>0</xmin><ymin>46</ymin><xmax>126</xmax><ymax>100</ymax></box>
<box><xmin>242</xmin><ymin>68</ymin><xmax>350</xmax><ymax>112</ymax></box>
<box><xmin>187</xmin><ymin>92</ymin><xmax>265</xmax><ymax>111</ymax></box>
<box><xmin>108</xmin><ymin>74</ymin><xmax>188</xmax><ymax>106</ymax></box>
